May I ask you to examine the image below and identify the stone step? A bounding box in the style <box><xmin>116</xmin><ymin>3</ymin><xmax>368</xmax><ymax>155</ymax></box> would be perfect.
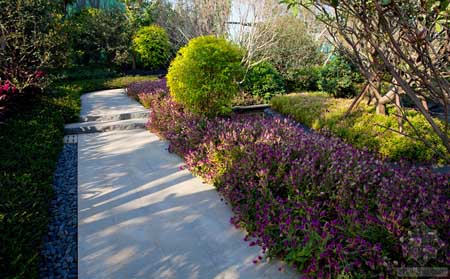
<box><xmin>64</xmin><ymin>118</ymin><xmax>148</xmax><ymax>135</ymax></box>
<box><xmin>78</xmin><ymin>110</ymin><xmax>149</xmax><ymax>122</ymax></box>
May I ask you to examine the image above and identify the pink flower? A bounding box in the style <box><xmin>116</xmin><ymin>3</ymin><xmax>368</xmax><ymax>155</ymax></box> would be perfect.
<box><xmin>35</xmin><ymin>71</ymin><xmax>45</xmax><ymax>79</ymax></box>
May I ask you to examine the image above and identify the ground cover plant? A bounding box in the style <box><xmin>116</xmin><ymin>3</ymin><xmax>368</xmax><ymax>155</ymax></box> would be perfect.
<box><xmin>137</xmin><ymin>82</ymin><xmax>449</xmax><ymax>278</ymax></box>
<box><xmin>0</xmin><ymin>75</ymin><xmax>155</xmax><ymax>278</ymax></box>
<box><xmin>271</xmin><ymin>93</ymin><xmax>449</xmax><ymax>164</ymax></box>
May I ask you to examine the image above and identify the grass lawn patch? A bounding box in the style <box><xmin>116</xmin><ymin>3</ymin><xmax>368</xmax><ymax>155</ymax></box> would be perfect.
<box><xmin>271</xmin><ymin>92</ymin><xmax>448</xmax><ymax>164</ymax></box>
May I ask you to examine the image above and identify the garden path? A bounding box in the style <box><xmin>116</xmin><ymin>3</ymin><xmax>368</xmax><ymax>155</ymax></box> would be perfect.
<box><xmin>76</xmin><ymin>89</ymin><xmax>297</xmax><ymax>278</ymax></box>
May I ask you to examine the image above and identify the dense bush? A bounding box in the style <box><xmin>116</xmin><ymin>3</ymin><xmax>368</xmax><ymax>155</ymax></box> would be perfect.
<box><xmin>242</xmin><ymin>62</ymin><xmax>285</xmax><ymax>101</ymax></box>
<box><xmin>254</xmin><ymin>16</ymin><xmax>324</xmax><ymax>88</ymax></box>
<box><xmin>143</xmin><ymin>88</ymin><xmax>449</xmax><ymax>278</ymax></box>
<box><xmin>0</xmin><ymin>94</ymin><xmax>64</xmax><ymax>278</ymax></box>
<box><xmin>0</xmin><ymin>0</ymin><xmax>64</xmax><ymax>91</ymax></box>
<box><xmin>133</xmin><ymin>25</ymin><xmax>171</xmax><ymax>70</ymax></box>
<box><xmin>167</xmin><ymin>36</ymin><xmax>244</xmax><ymax>117</ymax></box>
<box><xmin>64</xmin><ymin>8</ymin><xmax>132</xmax><ymax>67</ymax></box>
<box><xmin>271</xmin><ymin>93</ymin><xmax>448</xmax><ymax>163</ymax></box>
<box><xmin>285</xmin><ymin>66</ymin><xmax>321</xmax><ymax>92</ymax></box>
<box><xmin>318</xmin><ymin>54</ymin><xmax>363</xmax><ymax>98</ymax></box>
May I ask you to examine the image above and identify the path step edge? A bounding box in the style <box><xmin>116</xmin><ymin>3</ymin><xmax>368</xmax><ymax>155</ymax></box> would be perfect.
<box><xmin>78</xmin><ymin>110</ymin><xmax>149</xmax><ymax>123</ymax></box>
<box><xmin>64</xmin><ymin>118</ymin><xmax>148</xmax><ymax>135</ymax></box>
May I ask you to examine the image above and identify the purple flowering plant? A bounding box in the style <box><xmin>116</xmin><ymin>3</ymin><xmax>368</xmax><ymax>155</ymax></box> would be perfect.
<box><xmin>127</xmin><ymin>78</ymin><xmax>167</xmax><ymax>108</ymax></box>
<box><xmin>131</xmin><ymin>81</ymin><xmax>450</xmax><ymax>278</ymax></box>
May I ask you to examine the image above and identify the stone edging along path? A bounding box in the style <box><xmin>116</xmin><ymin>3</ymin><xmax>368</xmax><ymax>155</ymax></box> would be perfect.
<box><xmin>40</xmin><ymin>138</ymin><xmax>78</xmax><ymax>279</ymax></box>
<box><xmin>50</xmin><ymin>88</ymin><xmax>297</xmax><ymax>279</ymax></box>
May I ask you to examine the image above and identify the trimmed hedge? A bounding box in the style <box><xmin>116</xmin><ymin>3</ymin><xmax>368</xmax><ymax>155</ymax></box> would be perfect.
<box><xmin>140</xmin><ymin>87</ymin><xmax>449</xmax><ymax>278</ymax></box>
<box><xmin>0</xmin><ymin>75</ymin><xmax>155</xmax><ymax>278</ymax></box>
<box><xmin>271</xmin><ymin>93</ymin><xmax>448</xmax><ymax>164</ymax></box>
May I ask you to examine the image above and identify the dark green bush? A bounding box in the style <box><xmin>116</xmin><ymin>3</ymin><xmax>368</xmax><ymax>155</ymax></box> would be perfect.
<box><xmin>167</xmin><ymin>36</ymin><xmax>244</xmax><ymax>117</ymax></box>
<box><xmin>0</xmin><ymin>0</ymin><xmax>65</xmax><ymax>91</ymax></box>
<box><xmin>0</xmin><ymin>94</ymin><xmax>63</xmax><ymax>278</ymax></box>
<box><xmin>285</xmin><ymin>65</ymin><xmax>321</xmax><ymax>92</ymax></box>
<box><xmin>65</xmin><ymin>8</ymin><xmax>132</xmax><ymax>67</ymax></box>
<box><xmin>133</xmin><ymin>25</ymin><xmax>171</xmax><ymax>70</ymax></box>
<box><xmin>242</xmin><ymin>62</ymin><xmax>285</xmax><ymax>101</ymax></box>
<box><xmin>318</xmin><ymin>54</ymin><xmax>363</xmax><ymax>98</ymax></box>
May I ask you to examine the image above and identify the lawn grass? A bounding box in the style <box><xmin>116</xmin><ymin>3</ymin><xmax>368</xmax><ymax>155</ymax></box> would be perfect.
<box><xmin>0</xmin><ymin>75</ymin><xmax>155</xmax><ymax>278</ymax></box>
<box><xmin>271</xmin><ymin>92</ymin><xmax>449</xmax><ymax>164</ymax></box>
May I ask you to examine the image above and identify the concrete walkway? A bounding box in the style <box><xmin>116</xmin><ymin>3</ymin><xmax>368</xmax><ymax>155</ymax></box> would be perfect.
<box><xmin>77</xmin><ymin>89</ymin><xmax>297</xmax><ymax>278</ymax></box>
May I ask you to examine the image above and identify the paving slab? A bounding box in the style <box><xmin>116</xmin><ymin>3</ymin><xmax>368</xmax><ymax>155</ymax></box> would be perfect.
<box><xmin>80</xmin><ymin>89</ymin><xmax>146</xmax><ymax>118</ymax></box>
<box><xmin>78</xmin><ymin>130</ymin><xmax>297</xmax><ymax>279</ymax></box>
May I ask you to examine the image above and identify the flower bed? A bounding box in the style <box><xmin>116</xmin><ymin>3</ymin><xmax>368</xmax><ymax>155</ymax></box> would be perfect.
<box><xmin>126</xmin><ymin>78</ymin><xmax>167</xmax><ymax>108</ymax></box>
<box><xmin>133</xmin><ymin>80</ymin><xmax>449</xmax><ymax>278</ymax></box>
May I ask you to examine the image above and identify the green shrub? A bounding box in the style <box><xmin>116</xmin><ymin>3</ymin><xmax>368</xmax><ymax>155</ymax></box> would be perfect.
<box><xmin>167</xmin><ymin>36</ymin><xmax>244</xmax><ymax>117</ymax></box>
<box><xmin>133</xmin><ymin>25</ymin><xmax>171</xmax><ymax>70</ymax></box>
<box><xmin>254</xmin><ymin>16</ymin><xmax>324</xmax><ymax>79</ymax></box>
<box><xmin>318</xmin><ymin>54</ymin><xmax>363</xmax><ymax>98</ymax></box>
<box><xmin>242</xmin><ymin>62</ymin><xmax>285</xmax><ymax>101</ymax></box>
<box><xmin>0</xmin><ymin>0</ymin><xmax>65</xmax><ymax>91</ymax></box>
<box><xmin>271</xmin><ymin>93</ymin><xmax>448</xmax><ymax>163</ymax></box>
<box><xmin>285</xmin><ymin>66</ymin><xmax>321</xmax><ymax>92</ymax></box>
<box><xmin>65</xmin><ymin>8</ymin><xmax>132</xmax><ymax>67</ymax></box>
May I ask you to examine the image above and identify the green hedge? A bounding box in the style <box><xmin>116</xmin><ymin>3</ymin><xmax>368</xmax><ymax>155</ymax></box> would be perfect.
<box><xmin>271</xmin><ymin>93</ymin><xmax>448</xmax><ymax>164</ymax></box>
<box><xmin>0</xmin><ymin>75</ymin><xmax>155</xmax><ymax>278</ymax></box>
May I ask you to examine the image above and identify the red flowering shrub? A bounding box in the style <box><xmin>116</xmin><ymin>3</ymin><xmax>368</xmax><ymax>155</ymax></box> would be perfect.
<box><xmin>0</xmin><ymin>80</ymin><xmax>20</xmax><ymax>121</ymax></box>
<box><xmin>143</xmin><ymin>88</ymin><xmax>449</xmax><ymax>278</ymax></box>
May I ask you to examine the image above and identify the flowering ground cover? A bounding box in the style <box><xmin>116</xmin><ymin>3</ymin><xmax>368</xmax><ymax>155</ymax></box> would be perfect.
<box><xmin>130</xmin><ymin>79</ymin><xmax>449</xmax><ymax>278</ymax></box>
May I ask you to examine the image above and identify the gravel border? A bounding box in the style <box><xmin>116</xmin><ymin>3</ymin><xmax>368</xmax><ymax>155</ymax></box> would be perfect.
<box><xmin>40</xmin><ymin>143</ymin><xmax>77</xmax><ymax>279</ymax></box>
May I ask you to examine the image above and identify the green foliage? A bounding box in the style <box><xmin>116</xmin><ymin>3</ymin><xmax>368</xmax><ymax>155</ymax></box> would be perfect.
<box><xmin>286</xmin><ymin>65</ymin><xmax>322</xmax><ymax>92</ymax></box>
<box><xmin>133</xmin><ymin>25</ymin><xmax>171</xmax><ymax>70</ymax></box>
<box><xmin>242</xmin><ymin>62</ymin><xmax>285</xmax><ymax>101</ymax></box>
<box><xmin>0</xmin><ymin>75</ymin><xmax>156</xmax><ymax>278</ymax></box>
<box><xmin>64</xmin><ymin>8</ymin><xmax>132</xmax><ymax>67</ymax></box>
<box><xmin>318</xmin><ymin>54</ymin><xmax>363</xmax><ymax>98</ymax></box>
<box><xmin>256</xmin><ymin>16</ymin><xmax>324</xmax><ymax>87</ymax></box>
<box><xmin>271</xmin><ymin>93</ymin><xmax>448</xmax><ymax>163</ymax></box>
<box><xmin>167</xmin><ymin>36</ymin><xmax>244</xmax><ymax>117</ymax></box>
<box><xmin>0</xmin><ymin>94</ymin><xmax>63</xmax><ymax>278</ymax></box>
<box><xmin>0</xmin><ymin>0</ymin><xmax>65</xmax><ymax>90</ymax></box>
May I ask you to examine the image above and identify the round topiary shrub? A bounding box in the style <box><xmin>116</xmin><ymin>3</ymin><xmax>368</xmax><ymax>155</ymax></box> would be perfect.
<box><xmin>133</xmin><ymin>25</ymin><xmax>170</xmax><ymax>70</ymax></box>
<box><xmin>167</xmin><ymin>36</ymin><xmax>244</xmax><ymax>117</ymax></box>
<box><xmin>242</xmin><ymin>62</ymin><xmax>285</xmax><ymax>101</ymax></box>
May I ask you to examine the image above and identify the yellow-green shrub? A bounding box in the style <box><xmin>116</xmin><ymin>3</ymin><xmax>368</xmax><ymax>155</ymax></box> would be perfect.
<box><xmin>271</xmin><ymin>93</ymin><xmax>448</xmax><ymax>163</ymax></box>
<box><xmin>167</xmin><ymin>36</ymin><xmax>244</xmax><ymax>117</ymax></box>
<box><xmin>133</xmin><ymin>25</ymin><xmax>170</xmax><ymax>70</ymax></box>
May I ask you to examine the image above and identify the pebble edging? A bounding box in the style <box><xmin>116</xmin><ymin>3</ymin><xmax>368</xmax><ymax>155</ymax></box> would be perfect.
<box><xmin>39</xmin><ymin>143</ymin><xmax>77</xmax><ymax>279</ymax></box>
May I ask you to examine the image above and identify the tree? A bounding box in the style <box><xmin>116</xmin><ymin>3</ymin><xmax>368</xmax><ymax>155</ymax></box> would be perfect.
<box><xmin>230</xmin><ymin>0</ymin><xmax>287</xmax><ymax>68</ymax></box>
<box><xmin>0</xmin><ymin>0</ymin><xmax>65</xmax><ymax>91</ymax></box>
<box><xmin>282</xmin><ymin>0</ymin><xmax>450</xmax><ymax>159</ymax></box>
